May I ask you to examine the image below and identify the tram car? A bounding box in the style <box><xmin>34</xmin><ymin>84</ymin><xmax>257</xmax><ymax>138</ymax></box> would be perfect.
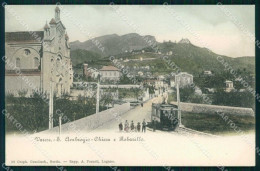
<box><xmin>151</xmin><ymin>103</ymin><xmax>179</xmax><ymax>130</ymax></box>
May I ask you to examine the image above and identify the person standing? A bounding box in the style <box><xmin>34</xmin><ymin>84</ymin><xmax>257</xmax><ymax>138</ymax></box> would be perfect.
<box><xmin>130</xmin><ymin>121</ymin><xmax>135</xmax><ymax>131</ymax></box>
<box><xmin>119</xmin><ymin>122</ymin><xmax>123</xmax><ymax>132</ymax></box>
<box><xmin>142</xmin><ymin>119</ymin><xmax>146</xmax><ymax>133</ymax></box>
<box><xmin>124</xmin><ymin>120</ymin><xmax>129</xmax><ymax>132</ymax></box>
<box><xmin>137</xmin><ymin>122</ymin><xmax>141</xmax><ymax>132</ymax></box>
<box><xmin>152</xmin><ymin>118</ymin><xmax>156</xmax><ymax>132</ymax></box>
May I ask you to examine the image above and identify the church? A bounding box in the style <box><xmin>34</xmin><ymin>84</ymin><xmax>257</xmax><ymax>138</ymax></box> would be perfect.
<box><xmin>5</xmin><ymin>6</ymin><xmax>73</xmax><ymax>97</ymax></box>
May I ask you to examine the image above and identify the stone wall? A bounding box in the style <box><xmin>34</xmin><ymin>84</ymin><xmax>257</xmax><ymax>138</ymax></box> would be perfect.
<box><xmin>100</xmin><ymin>84</ymin><xmax>141</xmax><ymax>89</ymax></box>
<box><xmin>5</xmin><ymin>75</ymin><xmax>41</xmax><ymax>96</ymax></box>
<box><xmin>171</xmin><ymin>102</ymin><xmax>254</xmax><ymax>117</ymax></box>
<box><xmin>41</xmin><ymin>102</ymin><xmax>131</xmax><ymax>134</ymax></box>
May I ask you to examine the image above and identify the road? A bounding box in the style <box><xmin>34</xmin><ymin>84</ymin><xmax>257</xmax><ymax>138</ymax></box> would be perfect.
<box><xmin>90</xmin><ymin>96</ymin><xmax>162</xmax><ymax>133</ymax></box>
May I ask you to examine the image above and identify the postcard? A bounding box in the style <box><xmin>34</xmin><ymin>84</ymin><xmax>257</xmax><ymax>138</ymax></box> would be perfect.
<box><xmin>3</xmin><ymin>4</ymin><xmax>255</xmax><ymax>167</ymax></box>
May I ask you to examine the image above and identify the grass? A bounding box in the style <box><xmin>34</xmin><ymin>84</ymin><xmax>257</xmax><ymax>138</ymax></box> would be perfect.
<box><xmin>181</xmin><ymin>112</ymin><xmax>255</xmax><ymax>135</ymax></box>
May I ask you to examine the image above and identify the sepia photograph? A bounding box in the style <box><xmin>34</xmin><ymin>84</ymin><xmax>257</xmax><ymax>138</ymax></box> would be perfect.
<box><xmin>2</xmin><ymin>2</ymin><xmax>257</xmax><ymax>168</ymax></box>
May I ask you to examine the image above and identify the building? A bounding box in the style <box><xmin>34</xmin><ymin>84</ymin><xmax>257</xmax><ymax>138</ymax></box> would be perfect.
<box><xmin>88</xmin><ymin>68</ymin><xmax>99</xmax><ymax>79</ymax></box>
<box><xmin>138</xmin><ymin>71</ymin><xmax>144</xmax><ymax>76</ymax></box>
<box><xmin>154</xmin><ymin>80</ymin><xmax>164</xmax><ymax>89</ymax></box>
<box><xmin>100</xmin><ymin>66</ymin><xmax>121</xmax><ymax>82</ymax></box>
<box><xmin>5</xmin><ymin>7</ymin><xmax>73</xmax><ymax>97</ymax></box>
<box><xmin>143</xmin><ymin>79</ymin><xmax>156</xmax><ymax>86</ymax></box>
<box><xmin>170</xmin><ymin>79</ymin><xmax>175</xmax><ymax>87</ymax></box>
<box><xmin>163</xmin><ymin>82</ymin><xmax>169</xmax><ymax>91</ymax></box>
<box><xmin>166</xmin><ymin>51</ymin><xmax>173</xmax><ymax>55</ymax></box>
<box><xmin>204</xmin><ymin>70</ymin><xmax>213</xmax><ymax>76</ymax></box>
<box><xmin>225</xmin><ymin>80</ymin><xmax>234</xmax><ymax>92</ymax></box>
<box><xmin>83</xmin><ymin>64</ymin><xmax>99</xmax><ymax>79</ymax></box>
<box><xmin>158</xmin><ymin>75</ymin><xmax>165</xmax><ymax>81</ymax></box>
<box><xmin>175</xmin><ymin>72</ymin><xmax>193</xmax><ymax>87</ymax></box>
<box><xmin>83</xmin><ymin>64</ymin><xmax>90</xmax><ymax>77</ymax></box>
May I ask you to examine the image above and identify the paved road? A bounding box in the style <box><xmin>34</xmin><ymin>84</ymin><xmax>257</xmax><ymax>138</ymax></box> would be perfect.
<box><xmin>91</xmin><ymin>96</ymin><xmax>162</xmax><ymax>132</ymax></box>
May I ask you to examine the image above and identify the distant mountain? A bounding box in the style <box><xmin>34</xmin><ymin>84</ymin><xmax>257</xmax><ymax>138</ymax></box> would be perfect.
<box><xmin>70</xmin><ymin>33</ymin><xmax>158</xmax><ymax>57</ymax></box>
<box><xmin>70</xmin><ymin>34</ymin><xmax>255</xmax><ymax>75</ymax></box>
<box><xmin>156</xmin><ymin>41</ymin><xmax>255</xmax><ymax>74</ymax></box>
<box><xmin>178</xmin><ymin>38</ymin><xmax>191</xmax><ymax>44</ymax></box>
<box><xmin>109</xmin><ymin>40</ymin><xmax>255</xmax><ymax>75</ymax></box>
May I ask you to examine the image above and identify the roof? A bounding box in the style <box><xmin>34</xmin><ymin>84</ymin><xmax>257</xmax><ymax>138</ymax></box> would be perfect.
<box><xmin>100</xmin><ymin>66</ymin><xmax>119</xmax><ymax>71</ymax></box>
<box><xmin>5</xmin><ymin>31</ymin><xmax>44</xmax><ymax>43</ymax></box>
<box><xmin>225</xmin><ymin>80</ymin><xmax>233</xmax><ymax>83</ymax></box>
<box><xmin>49</xmin><ymin>18</ymin><xmax>56</xmax><ymax>24</ymax></box>
<box><xmin>44</xmin><ymin>23</ymin><xmax>50</xmax><ymax>29</ymax></box>
<box><xmin>176</xmin><ymin>72</ymin><xmax>193</xmax><ymax>77</ymax></box>
<box><xmin>55</xmin><ymin>6</ymin><xmax>60</xmax><ymax>12</ymax></box>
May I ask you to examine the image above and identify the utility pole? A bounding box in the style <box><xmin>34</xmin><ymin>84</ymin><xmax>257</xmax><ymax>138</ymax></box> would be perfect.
<box><xmin>59</xmin><ymin>115</ymin><xmax>61</xmax><ymax>136</ymax></box>
<box><xmin>49</xmin><ymin>81</ymin><xmax>53</xmax><ymax>129</ymax></box>
<box><xmin>96</xmin><ymin>74</ymin><xmax>100</xmax><ymax>114</ymax></box>
<box><xmin>176</xmin><ymin>80</ymin><xmax>182</xmax><ymax>127</ymax></box>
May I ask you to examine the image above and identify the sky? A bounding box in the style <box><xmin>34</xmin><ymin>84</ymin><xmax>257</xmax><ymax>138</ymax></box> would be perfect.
<box><xmin>5</xmin><ymin>5</ymin><xmax>255</xmax><ymax>57</ymax></box>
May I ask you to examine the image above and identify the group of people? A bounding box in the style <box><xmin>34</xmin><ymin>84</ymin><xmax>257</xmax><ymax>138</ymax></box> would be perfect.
<box><xmin>119</xmin><ymin>119</ymin><xmax>147</xmax><ymax>133</ymax></box>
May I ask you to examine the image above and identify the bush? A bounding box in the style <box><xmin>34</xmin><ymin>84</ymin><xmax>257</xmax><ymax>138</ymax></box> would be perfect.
<box><xmin>5</xmin><ymin>94</ymin><xmax>102</xmax><ymax>133</ymax></box>
<box><xmin>212</xmin><ymin>90</ymin><xmax>254</xmax><ymax>110</ymax></box>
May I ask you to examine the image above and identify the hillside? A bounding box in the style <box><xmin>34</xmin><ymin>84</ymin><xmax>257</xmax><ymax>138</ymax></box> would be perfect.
<box><xmin>70</xmin><ymin>49</ymin><xmax>102</xmax><ymax>67</ymax></box>
<box><xmin>70</xmin><ymin>33</ymin><xmax>255</xmax><ymax>75</ymax></box>
<box><xmin>156</xmin><ymin>42</ymin><xmax>255</xmax><ymax>74</ymax></box>
<box><xmin>70</xmin><ymin>33</ymin><xmax>157</xmax><ymax>57</ymax></box>
<box><xmin>108</xmin><ymin>41</ymin><xmax>255</xmax><ymax>75</ymax></box>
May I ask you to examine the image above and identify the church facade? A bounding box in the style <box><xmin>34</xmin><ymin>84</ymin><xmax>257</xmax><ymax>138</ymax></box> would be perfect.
<box><xmin>5</xmin><ymin>7</ymin><xmax>73</xmax><ymax>97</ymax></box>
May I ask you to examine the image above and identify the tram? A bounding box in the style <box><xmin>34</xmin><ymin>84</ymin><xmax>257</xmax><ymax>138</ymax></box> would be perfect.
<box><xmin>151</xmin><ymin>103</ymin><xmax>179</xmax><ymax>130</ymax></box>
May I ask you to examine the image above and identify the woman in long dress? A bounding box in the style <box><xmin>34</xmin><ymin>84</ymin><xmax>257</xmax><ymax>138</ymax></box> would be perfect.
<box><xmin>124</xmin><ymin>120</ymin><xmax>129</xmax><ymax>132</ymax></box>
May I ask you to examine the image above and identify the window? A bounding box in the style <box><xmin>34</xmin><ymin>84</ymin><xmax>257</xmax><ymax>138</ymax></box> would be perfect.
<box><xmin>58</xmin><ymin>55</ymin><xmax>62</xmax><ymax>60</ymax></box>
<box><xmin>16</xmin><ymin>58</ymin><xmax>21</xmax><ymax>68</ymax></box>
<box><xmin>56</xmin><ymin>57</ymin><xmax>61</xmax><ymax>68</ymax></box>
<box><xmin>24</xmin><ymin>49</ymin><xmax>30</xmax><ymax>55</ymax></box>
<box><xmin>34</xmin><ymin>57</ymin><xmax>39</xmax><ymax>68</ymax></box>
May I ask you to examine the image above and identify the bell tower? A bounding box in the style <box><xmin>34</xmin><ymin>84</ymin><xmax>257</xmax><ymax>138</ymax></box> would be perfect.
<box><xmin>55</xmin><ymin>6</ymin><xmax>60</xmax><ymax>22</ymax></box>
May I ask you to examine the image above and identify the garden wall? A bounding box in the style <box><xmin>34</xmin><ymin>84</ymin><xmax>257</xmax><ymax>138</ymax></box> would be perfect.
<box><xmin>41</xmin><ymin>102</ymin><xmax>131</xmax><ymax>134</ymax></box>
<box><xmin>171</xmin><ymin>102</ymin><xmax>254</xmax><ymax>117</ymax></box>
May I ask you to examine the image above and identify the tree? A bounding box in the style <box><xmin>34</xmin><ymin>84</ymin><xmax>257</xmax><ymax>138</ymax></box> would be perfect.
<box><xmin>148</xmin><ymin>86</ymin><xmax>155</xmax><ymax>94</ymax></box>
<box><xmin>212</xmin><ymin>89</ymin><xmax>254</xmax><ymax>110</ymax></box>
<box><xmin>5</xmin><ymin>92</ymin><xmax>98</xmax><ymax>133</ymax></box>
<box><xmin>100</xmin><ymin>92</ymin><xmax>114</xmax><ymax>109</ymax></box>
<box><xmin>131</xmin><ymin>88</ymin><xmax>142</xmax><ymax>101</ymax></box>
<box><xmin>119</xmin><ymin>74</ymin><xmax>132</xmax><ymax>84</ymax></box>
<box><xmin>179</xmin><ymin>86</ymin><xmax>195</xmax><ymax>102</ymax></box>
